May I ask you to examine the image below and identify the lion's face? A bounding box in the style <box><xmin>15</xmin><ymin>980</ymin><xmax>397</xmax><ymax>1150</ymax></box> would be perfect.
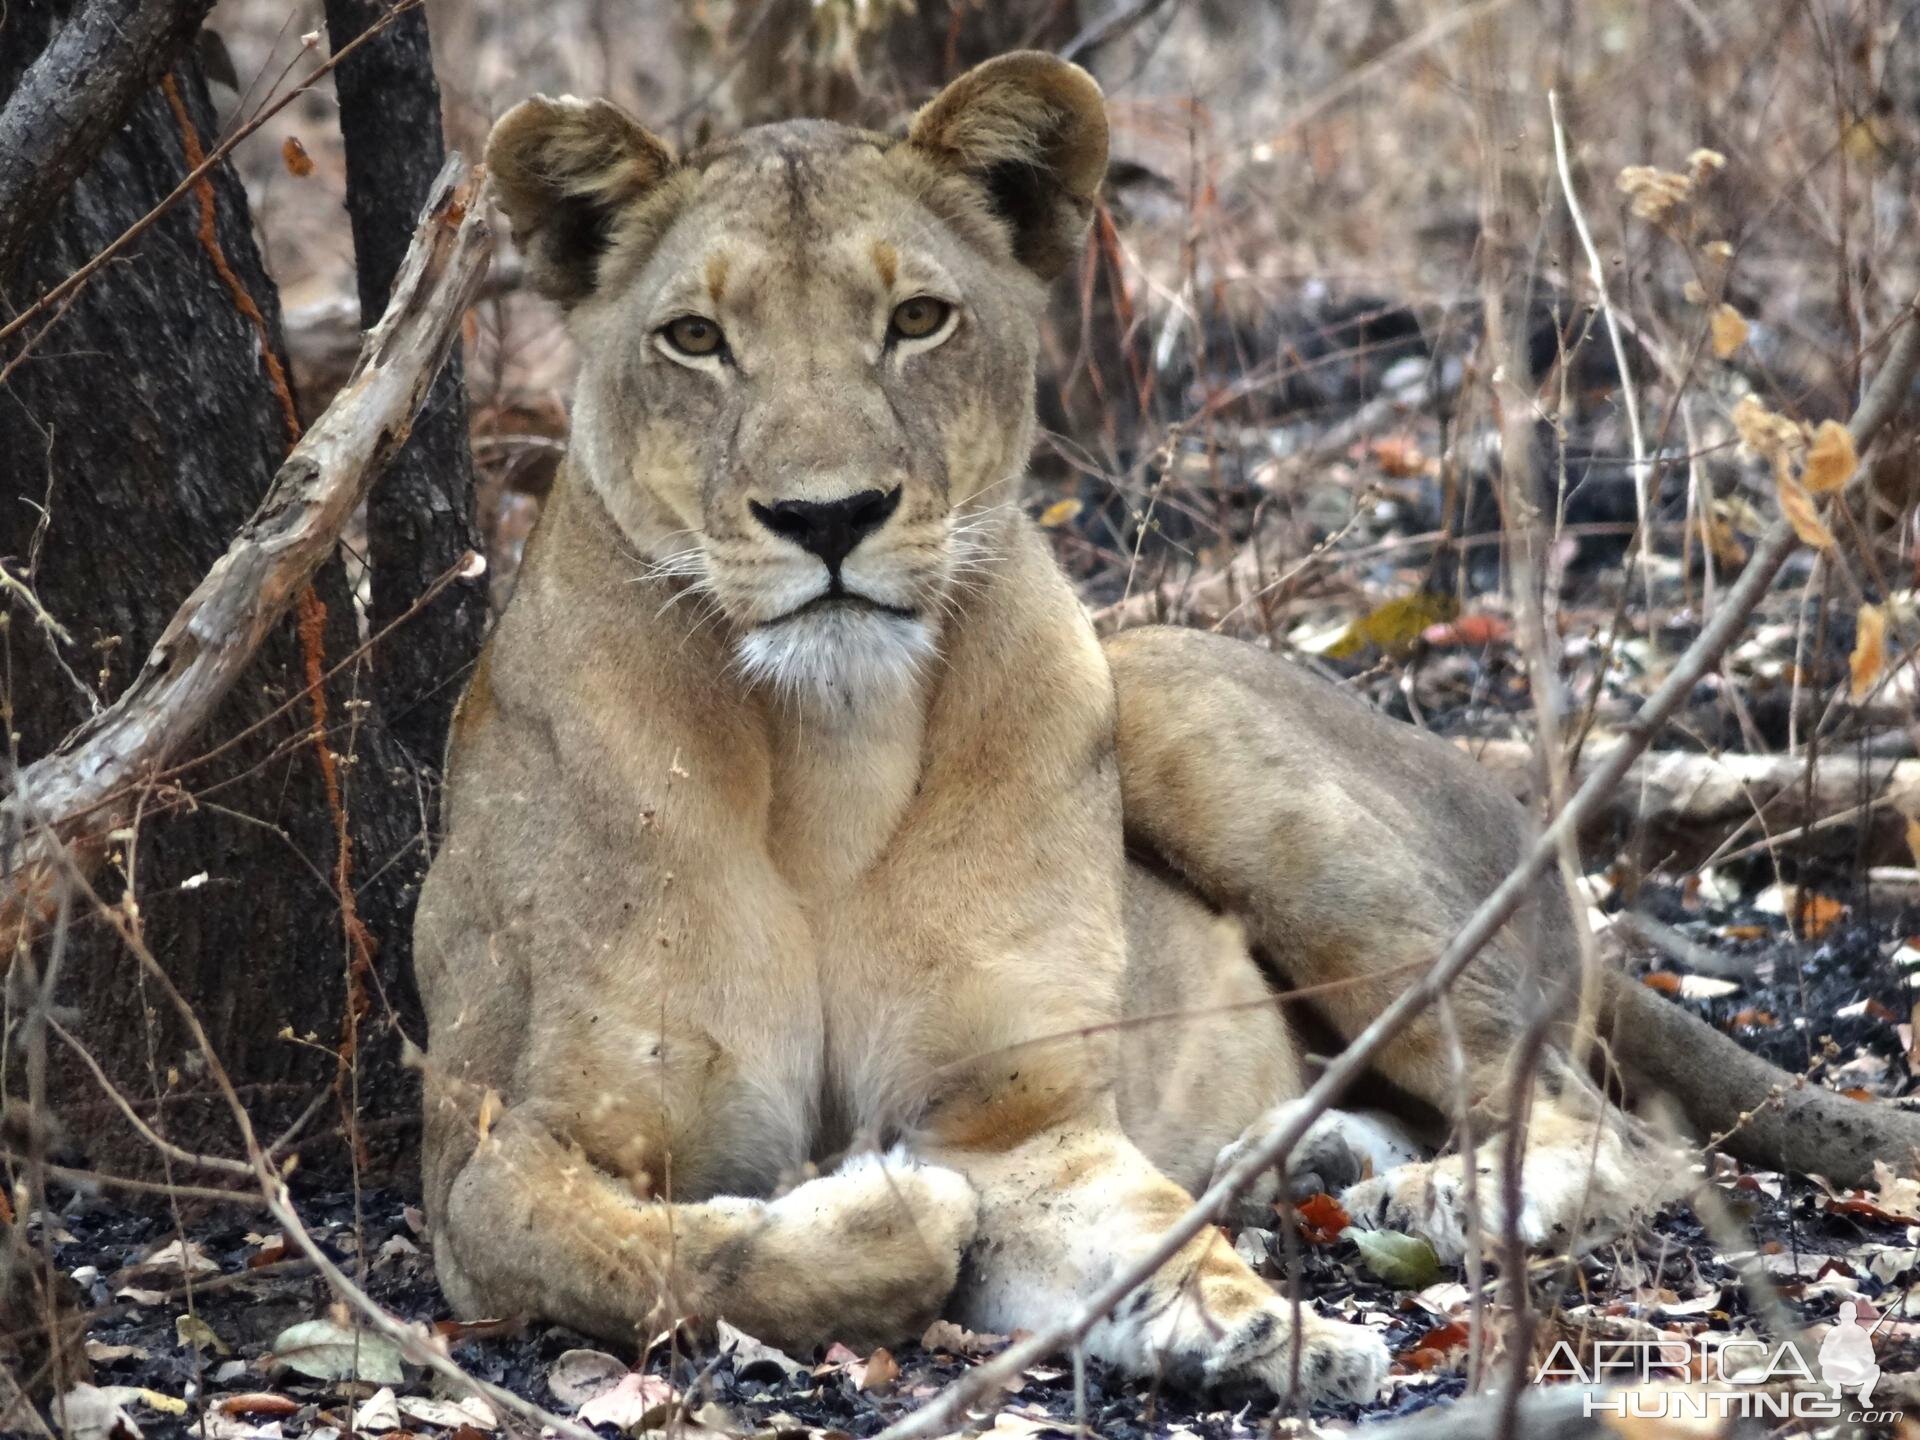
<box><xmin>488</xmin><ymin>56</ymin><xmax>1107</xmax><ymax>705</ymax></box>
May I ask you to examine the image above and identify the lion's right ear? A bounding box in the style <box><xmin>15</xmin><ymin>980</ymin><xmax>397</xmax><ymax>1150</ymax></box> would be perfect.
<box><xmin>485</xmin><ymin>96</ymin><xmax>677</xmax><ymax>306</ymax></box>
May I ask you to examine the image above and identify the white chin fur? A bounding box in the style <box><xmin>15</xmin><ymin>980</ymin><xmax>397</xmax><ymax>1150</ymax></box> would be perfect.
<box><xmin>734</xmin><ymin>607</ymin><xmax>934</xmax><ymax>711</ymax></box>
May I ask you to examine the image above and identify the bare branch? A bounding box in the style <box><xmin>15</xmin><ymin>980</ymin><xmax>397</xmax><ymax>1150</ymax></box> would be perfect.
<box><xmin>0</xmin><ymin>0</ymin><xmax>216</xmax><ymax>285</ymax></box>
<box><xmin>0</xmin><ymin>156</ymin><xmax>492</xmax><ymax>950</ymax></box>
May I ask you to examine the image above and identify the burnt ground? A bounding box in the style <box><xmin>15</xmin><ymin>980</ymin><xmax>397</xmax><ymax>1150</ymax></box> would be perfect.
<box><xmin>15</xmin><ymin>872</ymin><xmax>1920</xmax><ymax>1440</ymax></box>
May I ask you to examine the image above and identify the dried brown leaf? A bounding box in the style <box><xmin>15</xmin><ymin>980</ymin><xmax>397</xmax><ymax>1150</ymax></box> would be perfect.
<box><xmin>1776</xmin><ymin>473</ymin><xmax>1834</xmax><ymax>550</ymax></box>
<box><xmin>1710</xmin><ymin>303</ymin><xmax>1748</xmax><ymax>359</ymax></box>
<box><xmin>1851</xmin><ymin>603</ymin><xmax>1888</xmax><ymax>700</ymax></box>
<box><xmin>1803</xmin><ymin>418</ymin><xmax>1858</xmax><ymax>493</ymax></box>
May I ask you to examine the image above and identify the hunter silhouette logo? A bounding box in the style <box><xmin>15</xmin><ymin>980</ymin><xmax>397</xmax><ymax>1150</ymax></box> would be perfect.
<box><xmin>1817</xmin><ymin>1302</ymin><xmax>1880</xmax><ymax>1407</ymax></box>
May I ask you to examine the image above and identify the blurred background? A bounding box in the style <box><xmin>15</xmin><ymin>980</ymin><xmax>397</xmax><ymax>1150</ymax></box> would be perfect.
<box><xmin>226</xmin><ymin>0</ymin><xmax>1920</xmax><ymax>746</ymax></box>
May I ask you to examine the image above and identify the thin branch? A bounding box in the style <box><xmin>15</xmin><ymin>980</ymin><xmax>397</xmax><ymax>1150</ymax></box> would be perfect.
<box><xmin>874</xmin><ymin>293</ymin><xmax>1920</xmax><ymax>1440</ymax></box>
<box><xmin>1549</xmin><ymin>89</ymin><xmax>1653</xmax><ymax>617</ymax></box>
<box><xmin>0</xmin><ymin>155</ymin><xmax>492</xmax><ymax>952</ymax></box>
<box><xmin>0</xmin><ymin>0</ymin><xmax>217</xmax><ymax>284</ymax></box>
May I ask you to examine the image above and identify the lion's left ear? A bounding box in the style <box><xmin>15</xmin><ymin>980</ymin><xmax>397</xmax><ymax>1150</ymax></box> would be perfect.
<box><xmin>906</xmin><ymin>52</ymin><xmax>1108</xmax><ymax>280</ymax></box>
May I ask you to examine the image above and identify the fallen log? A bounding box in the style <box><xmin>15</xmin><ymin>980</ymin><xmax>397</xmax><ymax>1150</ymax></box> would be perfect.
<box><xmin>1466</xmin><ymin>734</ymin><xmax>1920</xmax><ymax>867</ymax></box>
<box><xmin>0</xmin><ymin>154</ymin><xmax>491</xmax><ymax>950</ymax></box>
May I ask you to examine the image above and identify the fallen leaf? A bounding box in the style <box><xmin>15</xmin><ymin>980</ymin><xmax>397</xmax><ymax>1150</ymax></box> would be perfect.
<box><xmin>1710</xmin><ymin>303</ymin><xmax>1748</xmax><ymax>358</ymax></box>
<box><xmin>1803</xmin><ymin>418</ymin><xmax>1858</xmax><ymax>493</ymax></box>
<box><xmin>857</xmin><ymin>1346</ymin><xmax>900</xmax><ymax>1392</ymax></box>
<box><xmin>576</xmin><ymin>1372</ymin><xmax>676</xmax><ymax>1430</ymax></box>
<box><xmin>1795</xmin><ymin>891</ymin><xmax>1847</xmax><ymax>939</ymax></box>
<box><xmin>1344</xmin><ymin>1227</ymin><xmax>1443</xmax><ymax>1286</ymax></box>
<box><xmin>1852</xmin><ymin>603</ymin><xmax>1889</xmax><ymax>700</ymax></box>
<box><xmin>352</xmin><ymin>1387</ymin><xmax>401</xmax><ymax>1434</ymax></box>
<box><xmin>177</xmin><ymin>1312</ymin><xmax>232</xmax><ymax>1355</ymax></box>
<box><xmin>546</xmin><ymin>1348</ymin><xmax>629</xmax><ymax>1409</ymax></box>
<box><xmin>1294</xmin><ymin>1191</ymin><xmax>1351</xmax><ymax>1244</ymax></box>
<box><xmin>269</xmin><ymin>1319</ymin><xmax>405</xmax><ymax>1384</ymax></box>
<box><xmin>84</xmin><ymin>1340</ymin><xmax>150</xmax><ymax>1364</ymax></box>
<box><xmin>247</xmin><ymin>1234</ymin><xmax>288</xmax><ymax>1269</ymax></box>
<box><xmin>281</xmin><ymin>136</ymin><xmax>315</xmax><ymax>178</ymax></box>
<box><xmin>1777</xmin><ymin>472</ymin><xmax>1835</xmax><ymax>550</ymax></box>
<box><xmin>1640</xmin><ymin>971</ymin><xmax>1682</xmax><ymax>995</ymax></box>
<box><xmin>715</xmin><ymin>1321</ymin><xmax>805</xmax><ymax>1383</ymax></box>
<box><xmin>216</xmin><ymin>1395</ymin><xmax>299</xmax><ymax>1418</ymax></box>
<box><xmin>398</xmin><ymin>1395</ymin><xmax>498</xmax><ymax>1430</ymax></box>
<box><xmin>1728</xmin><ymin>1008</ymin><xmax>1776</xmax><ymax>1029</ymax></box>
<box><xmin>920</xmin><ymin>1319</ymin><xmax>1007</xmax><ymax>1356</ymax></box>
<box><xmin>1679</xmin><ymin>974</ymin><xmax>1740</xmax><ymax>1000</ymax></box>
<box><xmin>55</xmin><ymin>1384</ymin><xmax>142</xmax><ymax>1440</ymax></box>
<box><xmin>1420</xmin><ymin>614</ymin><xmax>1512</xmax><ymax>649</ymax></box>
<box><xmin>119</xmin><ymin>1238</ymin><xmax>218</xmax><ymax>1283</ymax></box>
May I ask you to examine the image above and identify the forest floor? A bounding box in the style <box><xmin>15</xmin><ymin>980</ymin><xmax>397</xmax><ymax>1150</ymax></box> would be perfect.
<box><xmin>27</xmin><ymin>876</ymin><xmax>1920</xmax><ymax>1440</ymax></box>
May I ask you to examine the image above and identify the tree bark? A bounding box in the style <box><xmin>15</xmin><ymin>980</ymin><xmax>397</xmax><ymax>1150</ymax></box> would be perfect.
<box><xmin>322</xmin><ymin>0</ymin><xmax>486</xmax><ymax>776</ymax></box>
<box><xmin>0</xmin><ymin>0</ymin><xmax>216</xmax><ymax>286</ymax></box>
<box><xmin>0</xmin><ymin>19</ymin><xmax>433</xmax><ymax>1175</ymax></box>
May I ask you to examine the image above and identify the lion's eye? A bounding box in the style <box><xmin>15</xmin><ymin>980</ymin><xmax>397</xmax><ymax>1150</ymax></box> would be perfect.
<box><xmin>661</xmin><ymin>315</ymin><xmax>725</xmax><ymax>358</ymax></box>
<box><xmin>889</xmin><ymin>296</ymin><xmax>953</xmax><ymax>342</ymax></box>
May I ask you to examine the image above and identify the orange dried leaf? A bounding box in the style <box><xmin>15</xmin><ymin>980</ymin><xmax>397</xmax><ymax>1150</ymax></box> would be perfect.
<box><xmin>1776</xmin><ymin>473</ymin><xmax>1835</xmax><ymax>550</ymax></box>
<box><xmin>1803</xmin><ymin>419</ymin><xmax>1857</xmax><ymax>494</ymax></box>
<box><xmin>1793</xmin><ymin>891</ymin><xmax>1846</xmax><ymax>939</ymax></box>
<box><xmin>1641</xmin><ymin>972</ymin><xmax>1682</xmax><ymax>995</ymax></box>
<box><xmin>1294</xmin><ymin>1191</ymin><xmax>1351</xmax><ymax>1244</ymax></box>
<box><xmin>1038</xmin><ymin>498</ymin><xmax>1082</xmax><ymax>528</ymax></box>
<box><xmin>1728</xmin><ymin>1008</ymin><xmax>1776</xmax><ymax>1030</ymax></box>
<box><xmin>1710</xmin><ymin>303</ymin><xmax>1748</xmax><ymax>359</ymax></box>
<box><xmin>219</xmin><ymin>1395</ymin><xmax>299</xmax><ymax>1418</ymax></box>
<box><xmin>859</xmin><ymin>1346</ymin><xmax>901</xmax><ymax>1391</ymax></box>
<box><xmin>1422</xmin><ymin>614</ymin><xmax>1512</xmax><ymax>648</ymax></box>
<box><xmin>1368</xmin><ymin>435</ymin><xmax>1429</xmax><ymax>477</ymax></box>
<box><xmin>281</xmin><ymin>136</ymin><xmax>315</xmax><ymax>178</ymax></box>
<box><xmin>1851</xmin><ymin>603</ymin><xmax>1888</xmax><ymax>701</ymax></box>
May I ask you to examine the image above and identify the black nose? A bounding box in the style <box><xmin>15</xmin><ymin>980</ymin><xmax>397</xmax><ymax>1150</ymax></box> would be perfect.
<box><xmin>750</xmin><ymin>487</ymin><xmax>901</xmax><ymax>572</ymax></box>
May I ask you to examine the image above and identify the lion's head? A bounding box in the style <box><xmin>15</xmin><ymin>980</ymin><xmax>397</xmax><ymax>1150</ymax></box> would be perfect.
<box><xmin>487</xmin><ymin>54</ymin><xmax>1107</xmax><ymax>707</ymax></box>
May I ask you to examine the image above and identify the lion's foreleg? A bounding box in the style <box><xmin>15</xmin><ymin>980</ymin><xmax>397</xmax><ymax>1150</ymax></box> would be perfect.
<box><xmin>437</xmin><ymin>1107</ymin><xmax>978</xmax><ymax>1354</ymax></box>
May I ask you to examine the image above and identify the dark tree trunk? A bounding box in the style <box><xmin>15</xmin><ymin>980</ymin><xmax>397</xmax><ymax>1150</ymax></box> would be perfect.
<box><xmin>0</xmin><ymin>7</ymin><xmax>431</xmax><ymax>1177</ymax></box>
<box><xmin>323</xmin><ymin>0</ymin><xmax>486</xmax><ymax>777</ymax></box>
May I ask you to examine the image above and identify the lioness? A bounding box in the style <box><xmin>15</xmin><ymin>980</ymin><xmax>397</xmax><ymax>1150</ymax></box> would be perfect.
<box><xmin>416</xmin><ymin>53</ymin><xmax>1920</xmax><ymax>1403</ymax></box>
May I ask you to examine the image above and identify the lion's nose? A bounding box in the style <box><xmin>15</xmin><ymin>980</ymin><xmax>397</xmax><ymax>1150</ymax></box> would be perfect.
<box><xmin>750</xmin><ymin>487</ymin><xmax>901</xmax><ymax>572</ymax></box>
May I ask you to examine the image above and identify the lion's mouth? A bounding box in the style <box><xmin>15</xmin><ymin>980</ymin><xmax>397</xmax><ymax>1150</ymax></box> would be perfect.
<box><xmin>764</xmin><ymin>586</ymin><xmax>917</xmax><ymax>627</ymax></box>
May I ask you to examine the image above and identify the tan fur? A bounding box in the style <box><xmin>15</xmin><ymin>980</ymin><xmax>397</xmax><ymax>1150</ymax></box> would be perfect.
<box><xmin>419</xmin><ymin>52</ymin><xmax>1920</xmax><ymax>1407</ymax></box>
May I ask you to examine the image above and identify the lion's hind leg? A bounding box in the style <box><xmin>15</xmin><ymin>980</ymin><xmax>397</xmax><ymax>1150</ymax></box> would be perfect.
<box><xmin>1338</xmin><ymin>1056</ymin><xmax>1683</xmax><ymax>1262</ymax></box>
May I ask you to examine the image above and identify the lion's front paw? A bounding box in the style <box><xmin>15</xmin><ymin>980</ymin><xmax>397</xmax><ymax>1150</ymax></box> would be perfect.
<box><xmin>1193</xmin><ymin>1302</ymin><xmax>1389</xmax><ymax>1405</ymax></box>
<box><xmin>1211</xmin><ymin>1104</ymin><xmax>1423</xmax><ymax>1226</ymax></box>
<box><xmin>762</xmin><ymin>1149</ymin><xmax>979</xmax><ymax>1346</ymax></box>
<box><xmin>1340</xmin><ymin>1162</ymin><xmax>1477</xmax><ymax>1263</ymax></box>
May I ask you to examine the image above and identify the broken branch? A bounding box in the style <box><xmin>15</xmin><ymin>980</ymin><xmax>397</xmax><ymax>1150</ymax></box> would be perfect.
<box><xmin>0</xmin><ymin>155</ymin><xmax>491</xmax><ymax>951</ymax></box>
